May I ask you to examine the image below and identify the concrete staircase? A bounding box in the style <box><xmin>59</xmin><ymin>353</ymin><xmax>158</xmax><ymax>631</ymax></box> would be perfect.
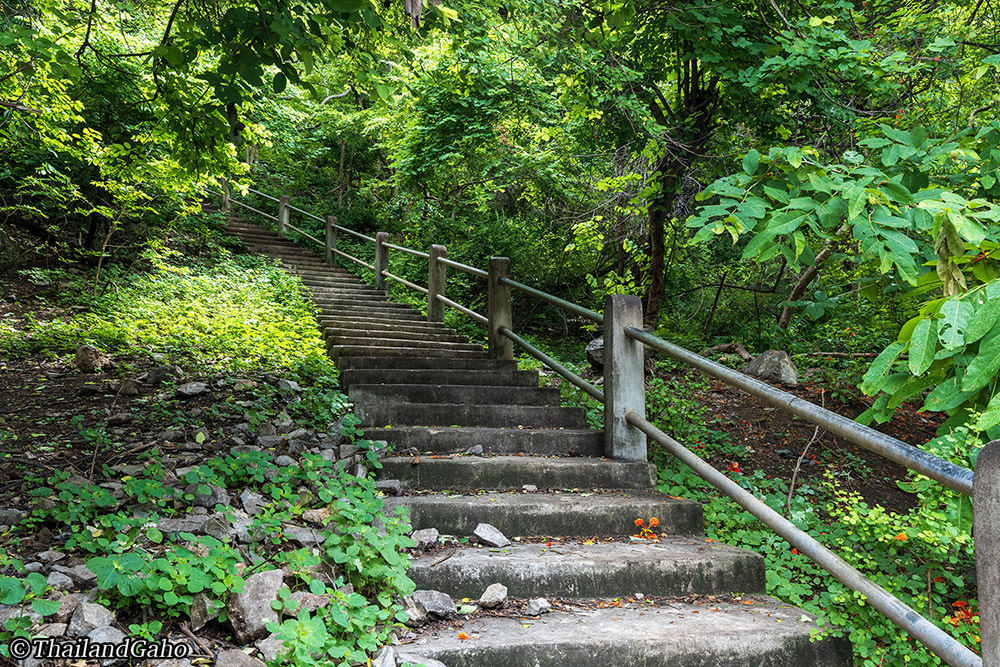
<box><xmin>227</xmin><ymin>218</ymin><xmax>852</xmax><ymax>666</ymax></box>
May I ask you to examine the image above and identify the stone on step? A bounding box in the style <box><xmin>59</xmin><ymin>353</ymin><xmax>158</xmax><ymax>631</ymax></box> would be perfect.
<box><xmin>473</xmin><ymin>523</ymin><xmax>510</xmax><ymax>548</ymax></box>
<box><xmin>411</xmin><ymin>590</ymin><xmax>456</xmax><ymax>619</ymax></box>
<box><xmin>378</xmin><ymin>456</ymin><xmax>655</xmax><ymax>491</ymax></box>
<box><xmin>407</xmin><ymin>538</ymin><xmax>764</xmax><ymax>599</ymax></box>
<box><xmin>410</xmin><ymin>528</ymin><xmax>440</xmax><ymax>550</ymax></box>
<box><xmin>395</xmin><ymin>598</ymin><xmax>852</xmax><ymax>667</ymax></box>
<box><xmin>375</xmin><ymin>479</ymin><xmax>402</xmax><ymax>496</ymax></box>
<box><xmin>478</xmin><ymin>583</ymin><xmax>507</xmax><ymax>609</ymax></box>
<box><xmin>386</xmin><ymin>492</ymin><xmax>703</xmax><ymax>538</ymax></box>
<box><xmin>525</xmin><ymin>598</ymin><xmax>551</xmax><ymax>616</ymax></box>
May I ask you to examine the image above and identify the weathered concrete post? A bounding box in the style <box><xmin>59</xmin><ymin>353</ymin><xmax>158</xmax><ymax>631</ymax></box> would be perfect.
<box><xmin>278</xmin><ymin>195</ymin><xmax>290</xmax><ymax>237</ymax></box>
<box><xmin>375</xmin><ymin>231</ymin><xmax>389</xmax><ymax>291</ymax></box>
<box><xmin>325</xmin><ymin>215</ymin><xmax>337</xmax><ymax>267</ymax></box>
<box><xmin>428</xmin><ymin>244</ymin><xmax>447</xmax><ymax>322</ymax></box>
<box><xmin>221</xmin><ymin>186</ymin><xmax>231</xmax><ymax>214</ymax></box>
<box><xmin>604</xmin><ymin>295</ymin><xmax>646</xmax><ymax>461</ymax></box>
<box><xmin>488</xmin><ymin>257</ymin><xmax>513</xmax><ymax>360</ymax></box>
<box><xmin>975</xmin><ymin>438</ymin><xmax>1000</xmax><ymax>666</ymax></box>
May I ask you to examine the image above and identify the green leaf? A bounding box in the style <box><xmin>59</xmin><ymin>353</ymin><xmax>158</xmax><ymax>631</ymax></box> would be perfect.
<box><xmin>924</xmin><ymin>375</ymin><xmax>975</xmax><ymax>412</ymax></box>
<box><xmin>0</xmin><ymin>578</ymin><xmax>26</xmax><ymax>605</ymax></box>
<box><xmin>31</xmin><ymin>598</ymin><xmax>62</xmax><ymax>617</ymax></box>
<box><xmin>961</xmin><ymin>325</ymin><xmax>1000</xmax><ymax>392</ymax></box>
<box><xmin>861</xmin><ymin>341</ymin><xmax>906</xmax><ymax>394</ymax></box>
<box><xmin>975</xmin><ymin>392</ymin><xmax>1000</xmax><ymax>431</ymax></box>
<box><xmin>147</xmin><ymin>527</ymin><xmax>163</xmax><ymax>544</ymax></box>
<box><xmin>273</xmin><ymin>72</ymin><xmax>287</xmax><ymax>94</ymax></box>
<box><xmin>948</xmin><ymin>211</ymin><xmax>986</xmax><ymax>245</ymax></box>
<box><xmin>965</xmin><ymin>292</ymin><xmax>1000</xmax><ymax>344</ymax></box>
<box><xmin>742</xmin><ymin>149</ymin><xmax>760</xmax><ymax>175</ymax></box>
<box><xmin>329</xmin><ymin>0</ymin><xmax>365</xmax><ymax>11</ymax></box>
<box><xmin>907</xmin><ymin>318</ymin><xmax>937</xmax><ymax>375</ymax></box>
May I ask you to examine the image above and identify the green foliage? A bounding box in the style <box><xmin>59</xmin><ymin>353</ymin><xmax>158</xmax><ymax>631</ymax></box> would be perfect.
<box><xmin>0</xmin><ymin>565</ymin><xmax>61</xmax><ymax>659</ymax></box>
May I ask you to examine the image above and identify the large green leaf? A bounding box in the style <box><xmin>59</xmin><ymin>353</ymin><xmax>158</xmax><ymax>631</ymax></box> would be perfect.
<box><xmin>861</xmin><ymin>341</ymin><xmax>905</xmax><ymax>394</ymax></box>
<box><xmin>742</xmin><ymin>149</ymin><xmax>760</xmax><ymax>175</ymax></box>
<box><xmin>975</xmin><ymin>391</ymin><xmax>1000</xmax><ymax>431</ymax></box>
<box><xmin>924</xmin><ymin>375</ymin><xmax>976</xmax><ymax>412</ymax></box>
<box><xmin>961</xmin><ymin>324</ymin><xmax>1000</xmax><ymax>392</ymax></box>
<box><xmin>964</xmin><ymin>292</ymin><xmax>1000</xmax><ymax>344</ymax></box>
<box><xmin>907</xmin><ymin>317</ymin><xmax>937</xmax><ymax>375</ymax></box>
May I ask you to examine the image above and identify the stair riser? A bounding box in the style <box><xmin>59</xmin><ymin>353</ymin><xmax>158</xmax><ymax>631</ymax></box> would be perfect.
<box><xmin>350</xmin><ymin>385</ymin><xmax>559</xmax><ymax>406</ymax></box>
<box><xmin>408</xmin><ymin>548</ymin><xmax>765</xmax><ymax>599</ymax></box>
<box><xmin>365</xmin><ymin>427</ymin><xmax>601</xmax><ymax>456</ymax></box>
<box><xmin>329</xmin><ymin>331</ymin><xmax>471</xmax><ymax>345</ymax></box>
<box><xmin>329</xmin><ymin>346</ymin><xmax>487</xmax><ymax>360</ymax></box>
<box><xmin>339</xmin><ymin>356</ymin><xmax>513</xmax><ymax>371</ymax></box>
<box><xmin>320</xmin><ymin>310</ymin><xmax>428</xmax><ymax>322</ymax></box>
<box><xmin>358</xmin><ymin>404</ymin><xmax>585</xmax><ymax>428</ymax></box>
<box><xmin>320</xmin><ymin>320</ymin><xmax>459</xmax><ymax>335</ymax></box>
<box><xmin>328</xmin><ymin>336</ymin><xmax>480</xmax><ymax>350</ymax></box>
<box><xmin>387</xmin><ymin>497</ymin><xmax>703</xmax><ymax>537</ymax></box>
<box><xmin>378</xmin><ymin>459</ymin><xmax>656</xmax><ymax>491</ymax></box>
<box><xmin>343</xmin><ymin>369</ymin><xmax>538</xmax><ymax>387</ymax></box>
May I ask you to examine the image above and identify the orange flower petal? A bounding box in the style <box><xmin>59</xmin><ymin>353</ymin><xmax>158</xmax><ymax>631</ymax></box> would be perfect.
<box><xmin>649</xmin><ymin>517</ymin><xmax>659</xmax><ymax>527</ymax></box>
<box><xmin>894</xmin><ymin>532</ymin><xmax>908</xmax><ymax>541</ymax></box>
<box><xmin>634</xmin><ymin>518</ymin><xmax>644</xmax><ymax>527</ymax></box>
<box><xmin>457</xmin><ymin>632</ymin><xmax>471</xmax><ymax>640</ymax></box>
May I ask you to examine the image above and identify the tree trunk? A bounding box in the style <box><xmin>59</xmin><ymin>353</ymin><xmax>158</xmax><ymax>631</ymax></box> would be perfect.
<box><xmin>642</xmin><ymin>172</ymin><xmax>678</xmax><ymax>326</ymax></box>
<box><xmin>776</xmin><ymin>223</ymin><xmax>850</xmax><ymax>329</ymax></box>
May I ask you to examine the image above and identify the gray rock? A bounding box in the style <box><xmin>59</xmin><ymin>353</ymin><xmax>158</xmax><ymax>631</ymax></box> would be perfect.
<box><xmin>526</xmin><ymin>597</ymin><xmax>551</xmax><ymax>616</ymax></box>
<box><xmin>0</xmin><ymin>604</ymin><xmax>41</xmax><ymax>627</ymax></box>
<box><xmin>23</xmin><ymin>562</ymin><xmax>43</xmax><ymax>573</ymax></box>
<box><xmin>401</xmin><ymin>596</ymin><xmax>426</xmax><ymax>627</ymax></box>
<box><xmin>240</xmin><ymin>490</ymin><xmax>267</xmax><ymax>516</ymax></box>
<box><xmin>373</xmin><ymin>646</ymin><xmax>396</xmax><ymax>667</ymax></box>
<box><xmin>158</xmin><ymin>515</ymin><xmax>209</xmax><ymax>535</ymax></box>
<box><xmin>148</xmin><ymin>660</ymin><xmax>193</xmax><ymax>667</ymax></box>
<box><xmin>51</xmin><ymin>564</ymin><xmax>97</xmax><ymax>587</ymax></box>
<box><xmin>465</xmin><ymin>444</ymin><xmax>484</xmax><ymax>456</ymax></box>
<box><xmin>67</xmin><ymin>602</ymin><xmax>114</xmax><ymax>637</ymax></box>
<box><xmin>396</xmin><ymin>653</ymin><xmax>448</xmax><ymax>667</ymax></box>
<box><xmin>215</xmin><ymin>649</ymin><xmax>267</xmax><ymax>667</ymax></box>
<box><xmin>410</xmin><ymin>528</ymin><xmax>440</xmax><ymax>550</ymax></box>
<box><xmin>352</xmin><ymin>463</ymin><xmax>368</xmax><ymax>478</ymax></box>
<box><xmin>110</xmin><ymin>464</ymin><xmax>145</xmax><ymax>476</ymax></box>
<box><xmin>276</xmin><ymin>378</ymin><xmax>302</xmax><ymax>393</ymax></box>
<box><xmin>411</xmin><ymin>590</ymin><xmax>456</xmax><ymax>619</ymax></box>
<box><xmin>107</xmin><ymin>412</ymin><xmax>132</xmax><ymax>426</ymax></box>
<box><xmin>339</xmin><ymin>444</ymin><xmax>359</xmax><ymax>459</ymax></box>
<box><xmin>478</xmin><ymin>583</ymin><xmax>507</xmax><ymax>609</ymax></box>
<box><xmin>742</xmin><ymin>350</ymin><xmax>799</xmax><ymax>386</ymax></box>
<box><xmin>375</xmin><ymin>479</ymin><xmax>402</xmax><ymax>496</ymax></box>
<box><xmin>301</xmin><ymin>508</ymin><xmax>331</xmax><ymax>525</ymax></box>
<box><xmin>522</xmin><ymin>484</ymin><xmax>538</xmax><ymax>493</ymax></box>
<box><xmin>320</xmin><ymin>449</ymin><xmax>337</xmax><ymax>463</ymax></box>
<box><xmin>285</xmin><ymin>591</ymin><xmax>331</xmax><ymax>616</ymax></box>
<box><xmin>255</xmin><ymin>634</ymin><xmax>286</xmax><ymax>663</ymax></box>
<box><xmin>36</xmin><ymin>622</ymin><xmax>67</xmax><ymax>637</ymax></box>
<box><xmin>158</xmin><ymin>429</ymin><xmax>186</xmax><ymax>443</ymax></box>
<box><xmin>256</xmin><ymin>422</ymin><xmax>277</xmax><ymax>438</ymax></box>
<box><xmin>0</xmin><ymin>508</ymin><xmax>25</xmax><ymax>525</ymax></box>
<box><xmin>228</xmin><ymin>569</ymin><xmax>284</xmax><ymax>643</ymax></box>
<box><xmin>256</xmin><ymin>435</ymin><xmax>286</xmax><ymax>448</ymax></box>
<box><xmin>117</xmin><ymin>378</ymin><xmax>141</xmax><ymax>396</ymax></box>
<box><xmin>275</xmin><ymin>455</ymin><xmax>296</xmax><ymax>467</ymax></box>
<box><xmin>87</xmin><ymin>624</ymin><xmax>125</xmax><ymax>645</ymax></box>
<box><xmin>175</xmin><ymin>382</ymin><xmax>208</xmax><ymax>398</ymax></box>
<box><xmin>586</xmin><ymin>337</ymin><xmax>604</xmax><ymax>368</ymax></box>
<box><xmin>50</xmin><ymin>592</ymin><xmax>86</xmax><ymax>623</ymax></box>
<box><xmin>317</xmin><ymin>432</ymin><xmax>343</xmax><ymax>450</ymax></box>
<box><xmin>145</xmin><ymin>364</ymin><xmax>181</xmax><ymax>386</ymax></box>
<box><xmin>189</xmin><ymin>593</ymin><xmax>219</xmax><ymax>631</ymax></box>
<box><xmin>473</xmin><ymin>522</ymin><xmax>510</xmax><ymax>548</ymax></box>
<box><xmin>75</xmin><ymin>344</ymin><xmax>111</xmax><ymax>373</ymax></box>
<box><xmin>282</xmin><ymin>524</ymin><xmax>320</xmax><ymax>546</ymax></box>
<box><xmin>47</xmin><ymin>571</ymin><xmax>74</xmax><ymax>591</ymax></box>
<box><xmin>187</xmin><ymin>483</ymin><xmax>228</xmax><ymax>509</ymax></box>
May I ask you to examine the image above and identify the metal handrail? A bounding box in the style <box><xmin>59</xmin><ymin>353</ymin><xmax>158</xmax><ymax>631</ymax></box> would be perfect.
<box><xmin>288</xmin><ymin>204</ymin><xmax>324</xmax><ymax>222</ymax></box>
<box><xmin>381</xmin><ymin>270</ymin><xmax>429</xmax><ymax>295</ymax></box>
<box><xmin>625</xmin><ymin>411</ymin><xmax>981</xmax><ymax>667</ymax></box>
<box><xmin>334</xmin><ymin>224</ymin><xmax>376</xmax><ymax>243</ymax></box>
<box><xmin>231</xmin><ymin>200</ymin><xmax>278</xmax><ymax>221</ymax></box>
<box><xmin>437</xmin><ymin>256</ymin><xmax>488</xmax><ymax>278</ymax></box>
<box><xmin>333</xmin><ymin>248</ymin><xmax>374</xmax><ymax>270</ymax></box>
<box><xmin>499</xmin><ymin>326</ymin><xmax>604</xmax><ymax>402</ymax></box>
<box><xmin>623</xmin><ymin>326</ymin><xmax>975</xmax><ymax>496</ymax></box>
<box><xmin>499</xmin><ymin>276</ymin><xmax>604</xmax><ymax>324</ymax></box>
<box><xmin>435</xmin><ymin>294</ymin><xmax>488</xmax><ymax>325</ymax></box>
<box><xmin>285</xmin><ymin>223</ymin><xmax>323</xmax><ymax>247</ymax></box>
<box><xmin>382</xmin><ymin>241</ymin><xmax>430</xmax><ymax>260</ymax></box>
<box><xmin>246</xmin><ymin>186</ymin><xmax>280</xmax><ymax>202</ymax></box>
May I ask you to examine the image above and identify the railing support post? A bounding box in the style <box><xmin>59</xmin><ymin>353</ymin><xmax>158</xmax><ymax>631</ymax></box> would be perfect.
<box><xmin>325</xmin><ymin>215</ymin><xmax>338</xmax><ymax>267</ymax></box>
<box><xmin>604</xmin><ymin>295</ymin><xmax>646</xmax><ymax>461</ymax></box>
<box><xmin>428</xmin><ymin>244</ymin><xmax>447</xmax><ymax>322</ymax></box>
<box><xmin>278</xmin><ymin>195</ymin><xmax>289</xmax><ymax>236</ymax></box>
<box><xmin>221</xmin><ymin>185</ymin><xmax>231</xmax><ymax>214</ymax></box>
<box><xmin>975</xmin><ymin>438</ymin><xmax>1000</xmax><ymax>666</ymax></box>
<box><xmin>375</xmin><ymin>231</ymin><xmax>389</xmax><ymax>291</ymax></box>
<box><xmin>488</xmin><ymin>257</ymin><xmax>513</xmax><ymax>360</ymax></box>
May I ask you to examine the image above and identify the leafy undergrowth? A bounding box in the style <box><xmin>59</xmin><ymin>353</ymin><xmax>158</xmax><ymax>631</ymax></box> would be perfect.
<box><xmin>650</xmin><ymin>361</ymin><xmax>979</xmax><ymax>666</ymax></box>
<box><xmin>0</xmin><ymin>220</ymin><xmax>416</xmax><ymax>665</ymax></box>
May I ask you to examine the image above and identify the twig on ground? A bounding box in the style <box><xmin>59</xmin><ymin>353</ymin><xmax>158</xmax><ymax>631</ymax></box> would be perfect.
<box><xmin>787</xmin><ymin>390</ymin><xmax>825</xmax><ymax>515</ymax></box>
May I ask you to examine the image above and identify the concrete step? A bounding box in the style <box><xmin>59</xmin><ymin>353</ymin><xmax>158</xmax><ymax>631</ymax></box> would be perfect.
<box><xmin>401</xmin><ymin>598</ymin><xmax>852</xmax><ymax>667</ymax></box>
<box><xmin>306</xmin><ymin>285</ymin><xmax>385</xmax><ymax>297</ymax></box>
<box><xmin>364</xmin><ymin>426</ymin><xmax>601</xmax><ymax>456</ymax></box>
<box><xmin>377</xmin><ymin>456</ymin><xmax>656</xmax><ymax>491</ymax></box>
<box><xmin>320</xmin><ymin>319</ymin><xmax>460</xmax><ymax>335</ymax></box>
<box><xmin>338</xmin><ymin>356</ymin><xmax>513</xmax><ymax>371</ymax></box>
<box><xmin>407</xmin><ymin>538</ymin><xmax>764</xmax><ymax>599</ymax></box>
<box><xmin>329</xmin><ymin>345</ymin><xmax>487</xmax><ymax>360</ymax></box>
<box><xmin>319</xmin><ymin>310</ymin><xmax>430</xmax><ymax>323</ymax></box>
<box><xmin>319</xmin><ymin>305</ymin><xmax>423</xmax><ymax>318</ymax></box>
<box><xmin>328</xmin><ymin>336</ymin><xmax>479</xmax><ymax>351</ymax></box>
<box><xmin>359</xmin><ymin>403</ymin><xmax>585</xmax><ymax>428</ymax></box>
<box><xmin>313</xmin><ymin>297</ymin><xmax>414</xmax><ymax>309</ymax></box>
<box><xmin>329</xmin><ymin>330</ymin><xmax>471</xmax><ymax>345</ymax></box>
<box><xmin>387</xmin><ymin>491</ymin><xmax>703</xmax><ymax>537</ymax></box>
<box><xmin>343</xmin><ymin>368</ymin><xmax>539</xmax><ymax>387</ymax></box>
<box><xmin>350</xmin><ymin>384</ymin><xmax>559</xmax><ymax>406</ymax></box>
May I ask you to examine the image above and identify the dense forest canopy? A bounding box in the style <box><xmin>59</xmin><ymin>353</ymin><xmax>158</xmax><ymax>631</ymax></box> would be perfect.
<box><xmin>4</xmin><ymin>0</ymin><xmax>1000</xmax><ymax>483</ymax></box>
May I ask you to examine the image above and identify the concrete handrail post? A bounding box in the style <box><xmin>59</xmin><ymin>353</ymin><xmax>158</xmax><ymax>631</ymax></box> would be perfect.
<box><xmin>975</xmin><ymin>438</ymin><xmax>1000</xmax><ymax>666</ymax></box>
<box><xmin>325</xmin><ymin>215</ymin><xmax>338</xmax><ymax>267</ymax></box>
<box><xmin>428</xmin><ymin>244</ymin><xmax>447</xmax><ymax>322</ymax></box>
<box><xmin>604</xmin><ymin>295</ymin><xmax>647</xmax><ymax>460</ymax></box>
<box><xmin>221</xmin><ymin>185</ymin><xmax>231</xmax><ymax>214</ymax></box>
<box><xmin>488</xmin><ymin>257</ymin><xmax>513</xmax><ymax>360</ymax></box>
<box><xmin>278</xmin><ymin>195</ymin><xmax>290</xmax><ymax>236</ymax></box>
<box><xmin>375</xmin><ymin>231</ymin><xmax>389</xmax><ymax>291</ymax></box>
